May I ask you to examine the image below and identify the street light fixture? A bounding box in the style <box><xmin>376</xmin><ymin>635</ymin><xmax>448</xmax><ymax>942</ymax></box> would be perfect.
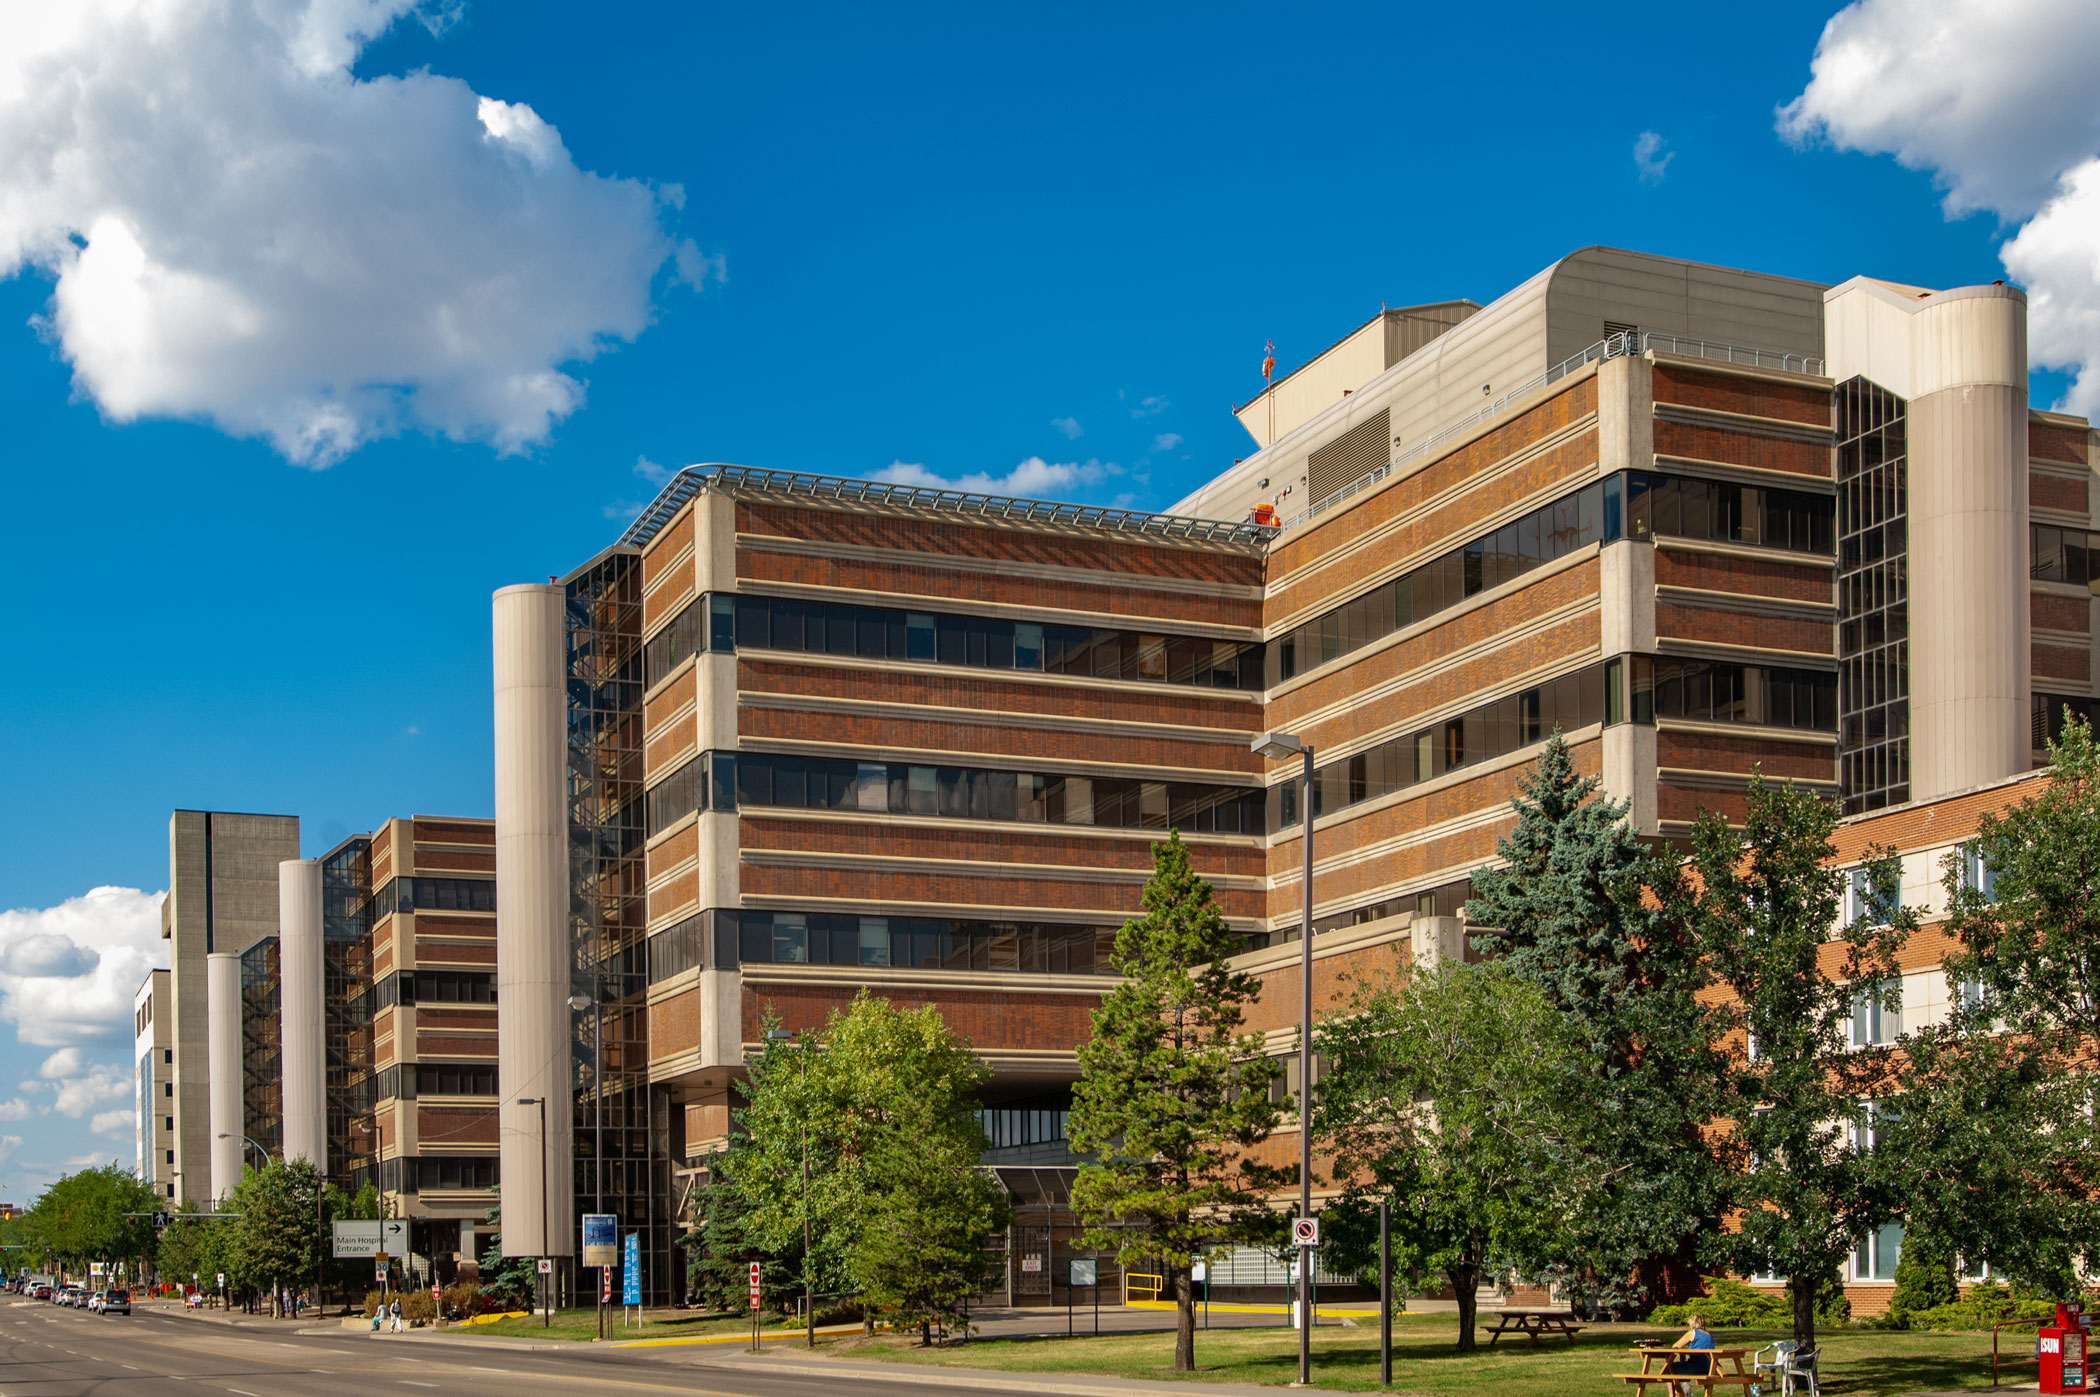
<box><xmin>1251</xmin><ymin>729</ymin><xmax>1316</xmax><ymax>1389</ymax></box>
<box><xmin>567</xmin><ymin>993</ymin><xmax>604</xmax><ymax>1338</ymax></box>
<box><xmin>763</xmin><ymin>1027</ymin><xmax>816</xmax><ymax>1349</ymax></box>
<box><xmin>516</xmin><ymin>1096</ymin><xmax>549</xmax><ymax>1327</ymax></box>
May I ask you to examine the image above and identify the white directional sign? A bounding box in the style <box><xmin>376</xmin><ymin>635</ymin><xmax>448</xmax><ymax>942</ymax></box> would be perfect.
<box><xmin>1292</xmin><ymin>1217</ymin><xmax>1320</xmax><ymax>1248</ymax></box>
<box><xmin>332</xmin><ymin>1219</ymin><xmax>409</xmax><ymax>1258</ymax></box>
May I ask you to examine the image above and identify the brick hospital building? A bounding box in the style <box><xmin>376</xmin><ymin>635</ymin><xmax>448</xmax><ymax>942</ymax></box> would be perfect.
<box><xmin>148</xmin><ymin>245</ymin><xmax>2094</xmax><ymax>1307</ymax></box>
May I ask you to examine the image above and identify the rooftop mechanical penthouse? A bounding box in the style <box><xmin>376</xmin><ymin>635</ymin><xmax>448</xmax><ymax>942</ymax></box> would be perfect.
<box><xmin>486</xmin><ymin>245</ymin><xmax>2094</xmax><ymax>1304</ymax></box>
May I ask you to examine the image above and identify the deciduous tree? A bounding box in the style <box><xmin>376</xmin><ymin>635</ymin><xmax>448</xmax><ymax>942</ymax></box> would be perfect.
<box><xmin>1315</xmin><ymin>958</ymin><xmax>1582</xmax><ymax>1352</ymax></box>
<box><xmin>1884</xmin><ymin>716</ymin><xmax>2100</xmax><ymax>1292</ymax></box>
<box><xmin>1658</xmin><ymin>775</ymin><xmax>1911</xmax><ymax>1351</ymax></box>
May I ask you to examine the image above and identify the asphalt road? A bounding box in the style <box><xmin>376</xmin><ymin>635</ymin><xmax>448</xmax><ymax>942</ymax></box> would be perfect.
<box><xmin>0</xmin><ymin>1299</ymin><xmax>1061</xmax><ymax>1397</ymax></box>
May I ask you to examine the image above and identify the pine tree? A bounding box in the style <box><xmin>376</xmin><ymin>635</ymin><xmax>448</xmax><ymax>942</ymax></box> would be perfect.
<box><xmin>1465</xmin><ymin>733</ymin><xmax>1727</xmax><ymax>1312</ymax></box>
<box><xmin>1068</xmin><ymin>832</ymin><xmax>1283</xmax><ymax>1373</ymax></box>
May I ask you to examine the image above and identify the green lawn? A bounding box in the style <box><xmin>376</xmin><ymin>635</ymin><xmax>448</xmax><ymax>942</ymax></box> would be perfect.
<box><xmin>838</xmin><ymin>1313</ymin><xmax>2015</xmax><ymax>1394</ymax></box>
<box><xmin>449</xmin><ymin>1308</ymin><xmax>752</xmax><ymax>1342</ymax></box>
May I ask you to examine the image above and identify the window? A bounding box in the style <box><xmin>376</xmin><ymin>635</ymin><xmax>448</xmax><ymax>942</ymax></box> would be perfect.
<box><xmin>707</xmin><ymin>592</ymin><xmax>1261</xmax><ymax>691</ymax></box>
<box><xmin>162</xmin><ymin>1082</ymin><xmax>173</xmax><ymax>1097</ymax></box>
<box><xmin>410</xmin><ymin>1157</ymin><xmax>499</xmax><ymax>1192</ymax></box>
<box><xmin>1851</xmin><ymin>1098</ymin><xmax>1896</xmax><ymax>1153</ymax></box>
<box><xmin>1960</xmin><ymin>842</ymin><xmax>1997</xmax><ymax>901</ymax></box>
<box><xmin>1281</xmin><ymin>661</ymin><xmax>1625</xmax><ymax>829</ymax></box>
<box><xmin>645</xmin><ymin>756</ymin><xmax>711</xmax><ymax>836</ymax></box>
<box><xmin>1837</xmin><ymin>378</ymin><xmax>1910</xmax><ymax>814</ymax></box>
<box><xmin>1849</xmin><ymin>978</ymin><xmax>1902</xmax><ymax>1047</ymax></box>
<box><xmin>715</xmin><ymin>909</ymin><xmax>1117</xmax><ymax>975</ymax></box>
<box><xmin>163</xmin><ymin>1049</ymin><xmax>173</xmax><ymax>1065</ymax></box>
<box><xmin>729</xmin><ymin>751</ymin><xmax>1264</xmax><ymax>835</ymax></box>
<box><xmin>1853</xmin><ymin>1221</ymin><xmax>1904</xmax><ymax>1282</ymax></box>
<box><xmin>1848</xmin><ymin>866</ymin><xmax>1897</xmax><ymax>927</ymax></box>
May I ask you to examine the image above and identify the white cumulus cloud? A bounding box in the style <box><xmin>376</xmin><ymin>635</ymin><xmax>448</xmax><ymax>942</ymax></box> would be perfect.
<box><xmin>0</xmin><ymin>887</ymin><xmax>165</xmax><ymax>1050</ymax></box>
<box><xmin>1780</xmin><ymin>0</ymin><xmax>2100</xmax><ymax>415</ymax></box>
<box><xmin>1050</xmin><ymin>416</ymin><xmax>1083</xmax><ymax>440</ymax></box>
<box><xmin>1150</xmin><ymin>432</ymin><xmax>1183</xmax><ymax>453</ymax></box>
<box><xmin>0</xmin><ymin>0</ymin><xmax>699</xmax><ymax>466</ymax></box>
<box><xmin>872</xmin><ymin>457</ymin><xmax>1118</xmax><ymax>499</ymax></box>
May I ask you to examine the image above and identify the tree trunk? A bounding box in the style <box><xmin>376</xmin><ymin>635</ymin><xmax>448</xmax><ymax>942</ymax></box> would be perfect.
<box><xmin>1173</xmin><ymin>1263</ymin><xmax>1195</xmax><ymax>1372</ymax></box>
<box><xmin>1790</xmin><ymin>1276</ymin><xmax>1816</xmax><ymax>1354</ymax></box>
<box><xmin>1451</xmin><ymin>1262</ymin><xmax>1479</xmax><ymax>1354</ymax></box>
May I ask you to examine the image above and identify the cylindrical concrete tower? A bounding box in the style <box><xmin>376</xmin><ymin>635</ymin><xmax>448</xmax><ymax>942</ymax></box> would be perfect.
<box><xmin>1904</xmin><ymin>290</ymin><xmax>2031</xmax><ymax>799</ymax></box>
<box><xmin>206</xmin><ymin>951</ymin><xmax>245</xmax><ymax>1201</ymax></box>
<box><xmin>493</xmin><ymin>583</ymin><xmax>575</xmax><ymax>1259</ymax></box>
<box><xmin>1825</xmin><ymin>278</ymin><xmax>2033</xmax><ymax>802</ymax></box>
<box><xmin>278</xmin><ymin>858</ymin><xmax>326</xmax><ymax>1170</ymax></box>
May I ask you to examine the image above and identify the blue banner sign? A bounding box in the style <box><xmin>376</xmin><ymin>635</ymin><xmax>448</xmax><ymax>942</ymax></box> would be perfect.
<box><xmin>622</xmin><ymin>1233</ymin><xmax>641</xmax><ymax>1306</ymax></box>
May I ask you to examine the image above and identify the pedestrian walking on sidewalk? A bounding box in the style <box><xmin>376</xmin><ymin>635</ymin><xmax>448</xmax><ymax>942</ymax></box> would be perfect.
<box><xmin>389</xmin><ymin>1298</ymin><xmax>402</xmax><ymax>1333</ymax></box>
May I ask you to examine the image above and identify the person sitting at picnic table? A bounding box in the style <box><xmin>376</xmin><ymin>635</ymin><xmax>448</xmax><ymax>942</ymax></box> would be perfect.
<box><xmin>1667</xmin><ymin>1313</ymin><xmax>1716</xmax><ymax>1395</ymax></box>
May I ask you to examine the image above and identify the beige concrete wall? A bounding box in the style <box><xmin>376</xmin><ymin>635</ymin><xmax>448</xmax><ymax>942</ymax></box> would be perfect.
<box><xmin>1184</xmin><ymin>247</ymin><xmax>1827</xmax><ymax>528</ymax></box>
<box><xmin>164</xmin><ymin>810</ymin><xmax>295</xmax><ymax>1207</ymax></box>
<box><xmin>1826</xmin><ymin>279</ymin><xmax>2032</xmax><ymax>799</ymax></box>
<box><xmin>491</xmin><ymin>584</ymin><xmax>576</xmax><ymax>1258</ymax></box>
<box><xmin>277</xmin><ymin>859</ymin><xmax>326</xmax><ymax>1170</ymax></box>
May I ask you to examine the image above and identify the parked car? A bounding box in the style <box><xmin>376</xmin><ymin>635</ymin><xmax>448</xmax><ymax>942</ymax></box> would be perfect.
<box><xmin>63</xmin><ymin>1287</ymin><xmax>85</xmax><ymax>1308</ymax></box>
<box><xmin>86</xmin><ymin>1291</ymin><xmax>104</xmax><ymax>1312</ymax></box>
<box><xmin>101</xmin><ymin>1289</ymin><xmax>130</xmax><ymax>1316</ymax></box>
<box><xmin>28</xmin><ymin>1284</ymin><xmax>50</xmax><ymax>1300</ymax></box>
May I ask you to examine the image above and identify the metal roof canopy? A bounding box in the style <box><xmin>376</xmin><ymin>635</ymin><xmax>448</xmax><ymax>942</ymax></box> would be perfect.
<box><xmin>617</xmin><ymin>464</ymin><xmax>1279</xmax><ymax>552</ymax></box>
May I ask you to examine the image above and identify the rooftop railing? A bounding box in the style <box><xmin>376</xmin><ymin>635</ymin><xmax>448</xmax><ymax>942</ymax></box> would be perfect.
<box><xmin>618</xmin><ymin>463</ymin><xmax>1278</xmax><ymax>551</ymax></box>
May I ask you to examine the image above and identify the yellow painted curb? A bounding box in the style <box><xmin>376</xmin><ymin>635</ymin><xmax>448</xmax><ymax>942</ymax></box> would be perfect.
<box><xmin>1127</xmin><ymin>1299</ymin><xmax>1383</xmax><ymax>1317</ymax></box>
<box><xmin>613</xmin><ymin>1321</ymin><xmax>872</xmax><ymax>1348</ymax></box>
<box><xmin>457</xmin><ymin>1311</ymin><xmax>532</xmax><ymax>1327</ymax></box>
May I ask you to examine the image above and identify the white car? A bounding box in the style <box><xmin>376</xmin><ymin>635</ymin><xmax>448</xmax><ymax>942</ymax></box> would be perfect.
<box><xmin>87</xmin><ymin>1291</ymin><xmax>106</xmax><ymax>1313</ymax></box>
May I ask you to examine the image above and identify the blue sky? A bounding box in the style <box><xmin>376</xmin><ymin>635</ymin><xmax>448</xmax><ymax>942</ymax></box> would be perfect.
<box><xmin>0</xmin><ymin>0</ymin><xmax>2093</xmax><ymax>1194</ymax></box>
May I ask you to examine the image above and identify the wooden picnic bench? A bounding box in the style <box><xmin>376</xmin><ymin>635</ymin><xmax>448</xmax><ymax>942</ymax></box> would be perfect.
<box><xmin>1614</xmin><ymin>1345</ymin><xmax>1755</xmax><ymax>1395</ymax></box>
<box><xmin>1484</xmin><ymin>1308</ymin><xmax>1585</xmax><ymax>1347</ymax></box>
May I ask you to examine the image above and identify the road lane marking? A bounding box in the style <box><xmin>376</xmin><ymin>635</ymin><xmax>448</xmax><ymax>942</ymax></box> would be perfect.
<box><xmin>228</xmin><ymin>1389</ymin><xmax>260</xmax><ymax>1395</ymax></box>
<box><xmin>401</xmin><ymin>1383</ymin><xmax>438</xmax><ymax>1389</ymax></box>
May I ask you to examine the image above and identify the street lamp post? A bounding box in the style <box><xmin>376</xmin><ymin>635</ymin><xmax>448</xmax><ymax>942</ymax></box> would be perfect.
<box><xmin>1251</xmin><ymin>730</ymin><xmax>1316</xmax><ymax>1389</ymax></box>
<box><xmin>567</xmin><ymin>994</ymin><xmax>603</xmax><ymax>1339</ymax></box>
<box><xmin>762</xmin><ymin>1027</ymin><xmax>815</xmax><ymax>1349</ymax></box>
<box><xmin>516</xmin><ymin>1096</ymin><xmax>549</xmax><ymax>1327</ymax></box>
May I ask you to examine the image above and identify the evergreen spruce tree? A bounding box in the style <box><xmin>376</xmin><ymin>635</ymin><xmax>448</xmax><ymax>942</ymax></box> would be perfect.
<box><xmin>1069</xmin><ymin>832</ymin><xmax>1283</xmax><ymax>1373</ymax></box>
<box><xmin>1465</xmin><ymin>733</ymin><xmax>1727</xmax><ymax>1311</ymax></box>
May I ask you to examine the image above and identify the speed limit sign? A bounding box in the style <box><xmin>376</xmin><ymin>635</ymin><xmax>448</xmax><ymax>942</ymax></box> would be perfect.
<box><xmin>1292</xmin><ymin>1217</ymin><xmax>1320</xmax><ymax>1248</ymax></box>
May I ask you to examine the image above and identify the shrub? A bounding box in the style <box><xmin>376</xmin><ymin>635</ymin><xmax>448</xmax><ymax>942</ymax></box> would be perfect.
<box><xmin>1886</xmin><ymin>1238</ymin><xmax>1959</xmax><ymax>1328</ymax></box>
<box><xmin>361</xmin><ymin>1289</ymin><xmax>385</xmax><ymax>1318</ymax></box>
<box><xmin>440</xmin><ymin>1282</ymin><xmax>486</xmax><ymax>1319</ymax></box>
<box><xmin>1650</xmin><ymin>1276</ymin><xmax>1793</xmax><ymax>1329</ymax></box>
<box><xmin>1904</xmin><ymin>1281</ymin><xmax>2058</xmax><ymax>1332</ymax></box>
<box><xmin>401</xmin><ymin>1289</ymin><xmax>436</xmax><ymax>1325</ymax></box>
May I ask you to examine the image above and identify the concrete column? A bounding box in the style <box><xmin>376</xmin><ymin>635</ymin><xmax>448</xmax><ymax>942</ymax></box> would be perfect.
<box><xmin>206</xmin><ymin>952</ymin><xmax>244</xmax><ymax>1201</ymax></box>
<box><xmin>493</xmin><ymin>583</ymin><xmax>575</xmax><ymax>1258</ymax></box>
<box><xmin>277</xmin><ymin>859</ymin><xmax>326</xmax><ymax>1170</ymax></box>
<box><xmin>1826</xmin><ymin>279</ymin><xmax>2032</xmax><ymax>800</ymax></box>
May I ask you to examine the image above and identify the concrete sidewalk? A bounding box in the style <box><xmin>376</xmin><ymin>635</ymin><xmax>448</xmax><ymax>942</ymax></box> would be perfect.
<box><xmin>704</xmin><ymin>1349</ymin><xmax>1324</xmax><ymax>1397</ymax></box>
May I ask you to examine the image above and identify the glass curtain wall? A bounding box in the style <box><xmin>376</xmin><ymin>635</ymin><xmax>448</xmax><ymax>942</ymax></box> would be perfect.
<box><xmin>565</xmin><ymin>550</ymin><xmax>673</xmax><ymax>1303</ymax></box>
<box><xmin>239</xmin><ymin>936</ymin><xmax>283</xmax><ymax>1164</ymax></box>
<box><xmin>1836</xmin><ymin>378</ymin><xmax>1910</xmax><ymax>813</ymax></box>
<box><xmin>322</xmin><ymin>838</ymin><xmax>376</xmax><ymax>1195</ymax></box>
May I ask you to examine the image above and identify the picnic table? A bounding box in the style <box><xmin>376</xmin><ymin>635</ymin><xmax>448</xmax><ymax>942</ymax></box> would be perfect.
<box><xmin>1484</xmin><ymin>1308</ymin><xmax>1585</xmax><ymax>1347</ymax></box>
<box><xmin>1614</xmin><ymin>1344</ymin><xmax>1754</xmax><ymax>1395</ymax></box>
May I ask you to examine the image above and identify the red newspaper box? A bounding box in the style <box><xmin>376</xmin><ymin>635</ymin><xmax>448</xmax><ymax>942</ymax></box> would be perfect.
<box><xmin>2041</xmin><ymin>1302</ymin><xmax>2090</xmax><ymax>1394</ymax></box>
